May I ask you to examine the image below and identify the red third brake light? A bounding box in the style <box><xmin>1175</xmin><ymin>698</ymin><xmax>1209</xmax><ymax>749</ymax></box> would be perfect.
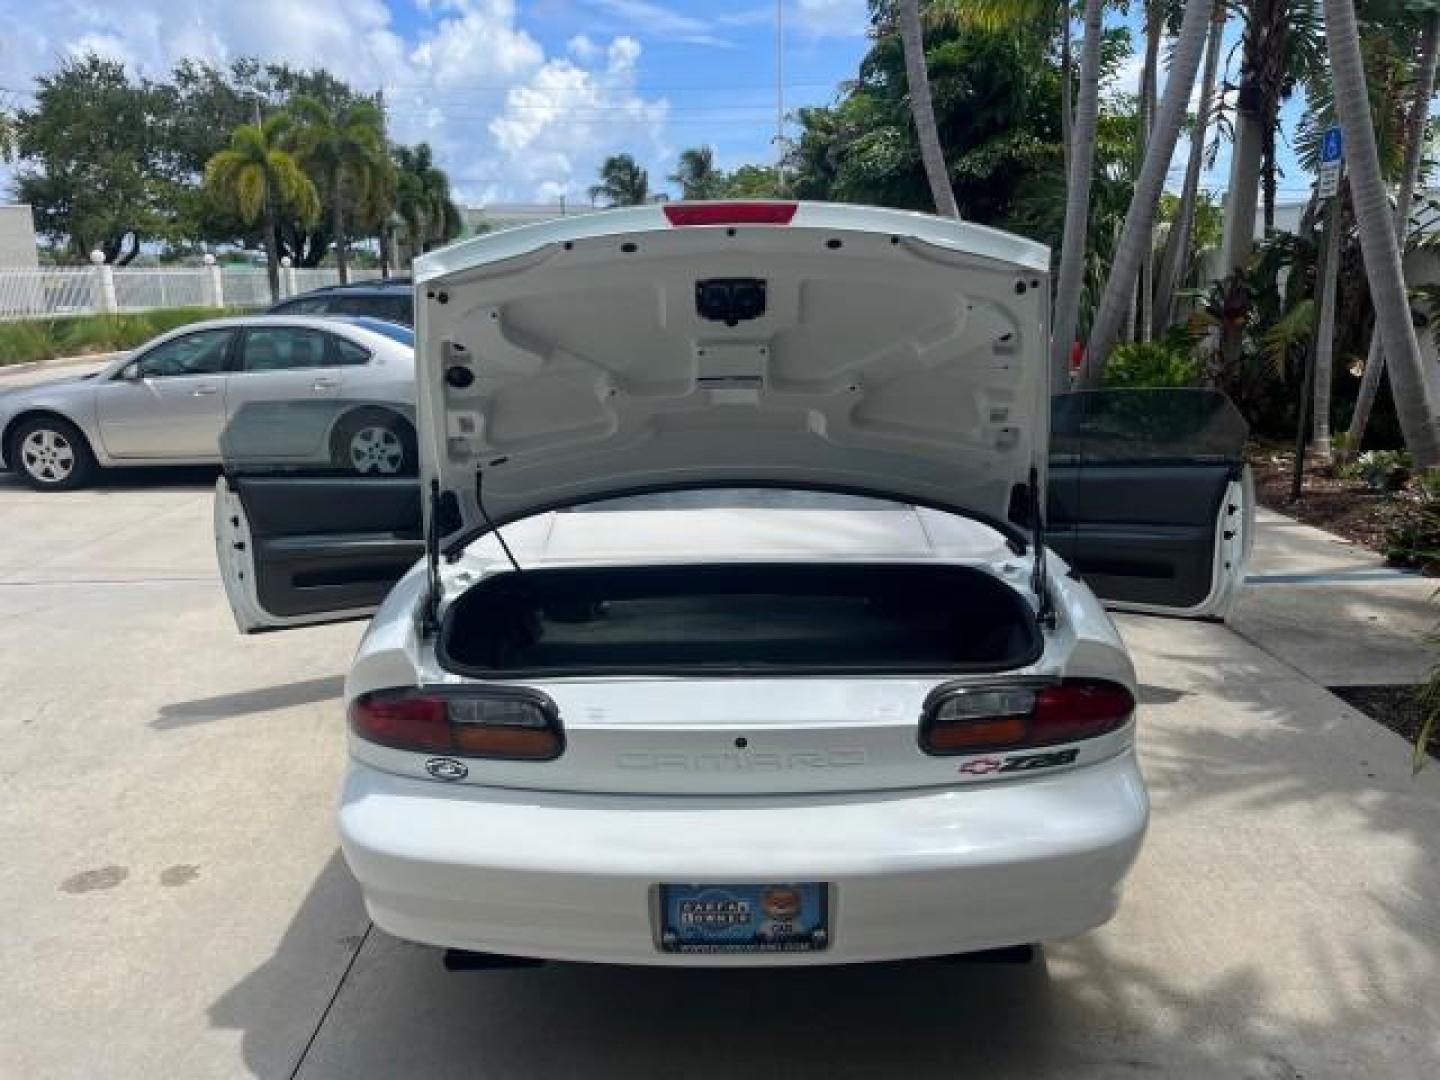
<box><xmin>663</xmin><ymin>202</ymin><xmax>798</xmax><ymax>227</ymax></box>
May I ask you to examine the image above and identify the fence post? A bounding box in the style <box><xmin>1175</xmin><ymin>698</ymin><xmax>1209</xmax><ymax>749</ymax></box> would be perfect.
<box><xmin>202</xmin><ymin>255</ymin><xmax>225</xmax><ymax>309</ymax></box>
<box><xmin>90</xmin><ymin>250</ymin><xmax>117</xmax><ymax>313</ymax></box>
<box><xmin>281</xmin><ymin>256</ymin><xmax>297</xmax><ymax>299</ymax></box>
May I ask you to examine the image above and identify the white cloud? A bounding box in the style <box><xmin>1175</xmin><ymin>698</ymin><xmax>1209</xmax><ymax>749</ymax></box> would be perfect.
<box><xmin>0</xmin><ymin>0</ymin><xmax>673</xmax><ymax>203</ymax></box>
<box><xmin>791</xmin><ymin>0</ymin><xmax>867</xmax><ymax>39</ymax></box>
<box><xmin>484</xmin><ymin>35</ymin><xmax>669</xmax><ymax>201</ymax></box>
<box><xmin>578</xmin><ymin>0</ymin><xmax>733</xmax><ymax>48</ymax></box>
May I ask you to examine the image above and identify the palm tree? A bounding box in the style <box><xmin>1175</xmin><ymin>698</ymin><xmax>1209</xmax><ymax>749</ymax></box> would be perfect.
<box><xmin>589</xmin><ymin>154</ymin><xmax>650</xmax><ymax>206</ymax></box>
<box><xmin>1310</xmin><ymin>188</ymin><xmax>1346</xmax><ymax>458</ymax></box>
<box><xmin>392</xmin><ymin>143</ymin><xmax>461</xmax><ymax>266</ymax></box>
<box><xmin>930</xmin><ymin>0</ymin><xmax>1072</xmax><ymax>163</ymax></box>
<box><xmin>287</xmin><ymin>95</ymin><xmax>388</xmax><ymax>285</ymax></box>
<box><xmin>1325</xmin><ymin>0</ymin><xmax>1440</xmax><ymax>466</ymax></box>
<box><xmin>1136</xmin><ymin>1</ymin><xmax>1164</xmax><ymax>341</ymax></box>
<box><xmin>355</xmin><ymin>152</ymin><xmax>399</xmax><ymax>277</ymax></box>
<box><xmin>0</xmin><ymin>109</ymin><xmax>15</xmax><ymax>162</ymax></box>
<box><xmin>931</xmin><ymin>1</ymin><xmax>1073</xmax><ymax>162</ymax></box>
<box><xmin>670</xmin><ymin>147</ymin><xmax>724</xmax><ymax>200</ymax></box>
<box><xmin>205</xmin><ymin>114</ymin><xmax>319</xmax><ymax>302</ymax></box>
<box><xmin>1153</xmin><ymin>3</ymin><xmax>1227</xmax><ymax>336</ymax></box>
<box><xmin>1218</xmin><ymin>1</ymin><xmax>1325</xmax><ymax>275</ymax></box>
<box><xmin>897</xmin><ymin>0</ymin><xmax>960</xmax><ymax>218</ymax></box>
<box><xmin>1345</xmin><ymin>10</ymin><xmax>1440</xmax><ymax>452</ymax></box>
<box><xmin>1049</xmin><ymin>0</ymin><xmax>1106</xmax><ymax>391</ymax></box>
<box><xmin>1081</xmin><ymin>0</ymin><xmax>1218</xmax><ymax>382</ymax></box>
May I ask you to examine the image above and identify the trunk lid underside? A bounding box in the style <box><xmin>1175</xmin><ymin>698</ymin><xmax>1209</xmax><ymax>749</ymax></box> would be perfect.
<box><xmin>414</xmin><ymin>204</ymin><xmax>1051</xmax><ymax>541</ymax></box>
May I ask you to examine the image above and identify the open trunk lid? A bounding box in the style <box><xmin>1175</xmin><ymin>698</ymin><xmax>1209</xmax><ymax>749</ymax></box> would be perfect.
<box><xmin>412</xmin><ymin>202</ymin><xmax>1052</xmax><ymax>546</ymax></box>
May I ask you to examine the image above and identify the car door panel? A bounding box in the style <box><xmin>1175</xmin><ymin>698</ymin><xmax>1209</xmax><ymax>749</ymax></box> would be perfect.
<box><xmin>224</xmin><ymin>327</ymin><xmax>346</xmax><ymax>462</ymax></box>
<box><xmin>1047</xmin><ymin>390</ymin><xmax>1251</xmax><ymax>619</ymax></box>
<box><xmin>95</xmin><ymin>329</ymin><xmax>235</xmax><ymax>459</ymax></box>
<box><xmin>217</xmin><ymin>473</ymin><xmax>422</xmax><ymax>631</ymax></box>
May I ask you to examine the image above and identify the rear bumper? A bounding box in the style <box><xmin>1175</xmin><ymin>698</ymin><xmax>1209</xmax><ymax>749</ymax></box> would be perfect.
<box><xmin>338</xmin><ymin>751</ymin><xmax>1148</xmax><ymax>966</ymax></box>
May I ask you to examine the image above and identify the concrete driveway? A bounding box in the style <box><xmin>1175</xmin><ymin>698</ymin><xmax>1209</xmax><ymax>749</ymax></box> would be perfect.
<box><xmin>0</xmin><ymin>469</ymin><xmax>1437</xmax><ymax>1079</ymax></box>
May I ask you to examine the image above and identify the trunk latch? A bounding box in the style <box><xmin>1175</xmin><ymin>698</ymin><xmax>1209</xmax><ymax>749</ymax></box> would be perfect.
<box><xmin>696</xmin><ymin>278</ymin><xmax>767</xmax><ymax>326</ymax></box>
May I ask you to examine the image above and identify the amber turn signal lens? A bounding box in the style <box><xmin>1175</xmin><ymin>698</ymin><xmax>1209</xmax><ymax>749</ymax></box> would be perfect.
<box><xmin>451</xmin><ymin>723</ymin><xmax>562</xmax><ymax>760</ymax></box>
<box><xmin>924</xmin><ymin>715</ymin><xmax>1029</xmax><ymax>753</ymax></box>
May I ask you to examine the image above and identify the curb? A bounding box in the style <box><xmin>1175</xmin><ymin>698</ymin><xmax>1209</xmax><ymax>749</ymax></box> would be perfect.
<box><xmin>0</xmin><ymin>352</ymin><xmax>123</xmax><ymax>379</ymax></box>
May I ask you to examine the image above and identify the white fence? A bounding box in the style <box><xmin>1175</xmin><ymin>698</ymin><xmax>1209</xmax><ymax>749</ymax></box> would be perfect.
<box><xmin>0</xmin><ymin>265</ymin><xmax>385</xmax><ymax>320</ymax></box>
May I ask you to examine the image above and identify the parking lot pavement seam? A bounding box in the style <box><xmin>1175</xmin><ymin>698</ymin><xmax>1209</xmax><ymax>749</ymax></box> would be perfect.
<box><xmin>289</xmin><ymin>922</ymin><xmax>374</xmax><ymax>1080</ymax></box>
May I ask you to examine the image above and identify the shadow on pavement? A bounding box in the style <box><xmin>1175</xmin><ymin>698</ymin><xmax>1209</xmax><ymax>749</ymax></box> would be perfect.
<box><xmin>0</xmin><ymin>464</ymin><xmax>220</xmax><ymax>492</ymax></box>
<box><xmin>154</xmin><ymin>675</ymin><xmax>347</xmax><ymax>730</ymax></box>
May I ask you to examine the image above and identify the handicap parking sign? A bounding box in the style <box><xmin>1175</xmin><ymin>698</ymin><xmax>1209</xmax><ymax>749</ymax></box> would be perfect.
<box><xmin>1318</xmin><ymin>126</ymin><xmax>1343</xmax><ymax>196</ymax></box>
<box><xmin>1321</xmin><ymin>126</ymin><xmax>1343</xmax><ymax>164</ymax></box>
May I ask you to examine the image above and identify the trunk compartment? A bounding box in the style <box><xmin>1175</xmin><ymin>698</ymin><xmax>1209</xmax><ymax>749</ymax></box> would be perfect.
<box><xmin>437</xmin><ymin>562</ymin><xmax>1041</xmax><ymax>678</ymax></box>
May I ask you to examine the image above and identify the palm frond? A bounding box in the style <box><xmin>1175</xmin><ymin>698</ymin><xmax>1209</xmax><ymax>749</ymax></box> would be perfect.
<box><xmin>1260</xmin><ymin>296</ymin><xmax>1315</xmax><ymax>375</ymax></box>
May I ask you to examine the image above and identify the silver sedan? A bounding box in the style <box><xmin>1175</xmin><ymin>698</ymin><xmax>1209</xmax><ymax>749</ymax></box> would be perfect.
<box><xmin>0</xmin><ymin>315</ymin><xmax>416</xmax><ymax>490</ymax></box>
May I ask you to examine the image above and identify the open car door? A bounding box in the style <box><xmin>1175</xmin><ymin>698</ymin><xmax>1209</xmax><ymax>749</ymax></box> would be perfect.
<box><xmin>214</xmin><ymin>395</ymin><xmax>423</xmax><ymax>632</ymax></box>
<box><xmin>1046</xmin><ymin>388</ymin><xmax>1252</xmax><ymax>619</ymax></box>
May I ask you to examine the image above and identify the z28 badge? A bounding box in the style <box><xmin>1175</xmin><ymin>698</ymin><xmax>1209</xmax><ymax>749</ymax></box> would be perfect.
<box><xmin>959</xmin><ymin>748</ymin><xmax>1079</xmax><ymax>776</ymax></box>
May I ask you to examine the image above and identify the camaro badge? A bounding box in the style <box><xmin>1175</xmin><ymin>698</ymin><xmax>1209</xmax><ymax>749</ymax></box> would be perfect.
<box><xmin>425</xmin><ymin>757</ymin><xmax>469</xmax><ymax>781</ymax></box>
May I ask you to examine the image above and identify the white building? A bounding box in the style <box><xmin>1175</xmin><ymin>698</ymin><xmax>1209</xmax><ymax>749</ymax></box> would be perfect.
<box><xmin>0</xmin><ymin>205</ymin><xmax>39</xmax><ymax>267</ymax></box>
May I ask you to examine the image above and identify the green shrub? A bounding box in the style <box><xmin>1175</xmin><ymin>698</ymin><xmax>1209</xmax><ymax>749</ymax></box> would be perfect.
<box><xmin>1103</xmin><ymin>341</ymin><xmax>1205</xmax><ymax>388</ymax></box>
<box><xmin>0</xmin><ymin>320</ymin><xmax>62</xmax><ymax>364</ymax></box>
<box><xmin>1342</xmin><ymin>449</ymin><xmax>1413</xmax><ymax>491</ymax></box>
<box><xmin>1385</xmin><ymin>502</ymin><xmax>1440</xmax><ymax>569</ymax></box>
<box><xmin>1</xmin><ymin>307</ymin><xmax>237</xmax><ymax>366</ymax></box>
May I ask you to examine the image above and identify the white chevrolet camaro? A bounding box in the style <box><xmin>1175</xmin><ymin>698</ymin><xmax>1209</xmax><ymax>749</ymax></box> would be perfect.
<box><xmin>214</xmin><ymin>202</ymin><xmax>1252</xmax><ymax>966</ymax></box>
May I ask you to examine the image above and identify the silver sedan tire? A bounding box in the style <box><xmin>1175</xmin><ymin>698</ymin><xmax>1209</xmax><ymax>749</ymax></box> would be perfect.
<box><xmin>330</xmin><ymin>409</ymin><xmax>417</xmax><ymax>477</ymax></box>
<box><xmin>8</xmin><ymin>416</ymin><xmax>98</xmax><ymax>491</ymax></box>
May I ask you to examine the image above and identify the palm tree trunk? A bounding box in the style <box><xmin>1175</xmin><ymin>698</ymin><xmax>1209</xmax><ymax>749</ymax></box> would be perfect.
<box><xmin>1061</xmin><ymin>9</ymin><xmax>1073</xmax><ymax>179</ymax></box>
<box><xmin>1124</xmin><ymin>279</ymin><xmax>1138</xmax><ymax>344</ymax></box>
<box><xmin>897</xmin><ymin>0</ymin><xmax>960</xmax><ymax>218</ymax></box>
<box><xmin>1138</xmin><ymin>5</ymin><xmax>1161</xmax><ymax>343</ymax></box>
<box><xmin>1346</xmin><ymin>12</ymin><xmax>1440</xmax><ymax>453</ymax></box>
<box><xmin>1311</xmin><ymin>187</ymin><xmax>1345</xmax><ymax>460</ymax></box>
<box><xmin>1081</xmin><ymin>0</ymin><xmax>1216</xmax><ymax>384</ymax></box>
<box><xmin>1262</xmin><ymin>135</ymin><xmax>1277</xmax><ymax>235</ymax></box>
<box><xmin>1219</xmin><ymin>83</ymin><xmax>1263</xmax><ymax>274</ymax></box>
<box><xmin>1153</xmin><ymin>5</ymin><xmax>1226</xmax><ymax>337</ymax></box>
<box><xmin>1326</xmin><ymin>0</ymin><xmax>1440</xmax><ymax>467</ymax></box>
<box><xmin>331</xmin><ymin>175</ymin><xmax>349</xmax><ymax>285</ymax></box>
<box><xmin>1049</xmin><ymin>0</ymin><xmax>1106</xmax><ymax>392</ymax></box>
<box><xmin>264</xmin><ymin>201</ymin><xmax>281</xmax><ymax>304</ymax></box>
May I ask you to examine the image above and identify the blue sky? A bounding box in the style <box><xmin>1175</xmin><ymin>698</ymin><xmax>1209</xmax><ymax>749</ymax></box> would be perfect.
<box><xmin>0</xmin><ymin>0</ymin><xmax>1319</xmax><ymax>208</ymax></box>
<box><xmin>0</xmin><ymin>0</ymin><xmax>872</xmax><ymax>203</ymax></box>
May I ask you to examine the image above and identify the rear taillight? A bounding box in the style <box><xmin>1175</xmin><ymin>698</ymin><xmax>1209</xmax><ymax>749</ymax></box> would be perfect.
<box><xmin>919</xmin><ymin>679</ymin><xmax>1134</xmax><ymax>756</ymax></box>
<box><xmin>349</xmin><ymin>688</ymin><xmax>563</xmax><ymax>761</ymax></box>
<box><xmin>663</xmin><ymin>201</ymin><xmax>798</xmax><ymax>226</ymax></box>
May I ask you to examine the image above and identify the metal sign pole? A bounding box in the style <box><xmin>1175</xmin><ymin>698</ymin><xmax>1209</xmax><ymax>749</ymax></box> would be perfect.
<box><xmin>1293</xmin><ymin>127</ymin><xmax>1344</xmax><ymax>501</ymax></box>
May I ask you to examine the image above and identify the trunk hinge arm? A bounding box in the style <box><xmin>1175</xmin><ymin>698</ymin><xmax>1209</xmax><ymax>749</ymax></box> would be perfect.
<box><xmin>475</xmin><ymin>467</ymin><xmax>525</xmax><ymax>577</ymax></box>
<box><xmin>422</xmin><ymin>478</ymin><xmax>445</xmax><ymax>636</ymax></box>
<box><xmin>1029</xmin><ymin>466</ymin><xmax>1055</xmax><ymax>630</ymax></box>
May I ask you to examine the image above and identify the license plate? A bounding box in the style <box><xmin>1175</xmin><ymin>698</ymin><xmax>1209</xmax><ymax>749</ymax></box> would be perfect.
<box><xmin>656</xmin><ymin>882</ymin><xmax>830</xmax><ymax>954</ymax></box>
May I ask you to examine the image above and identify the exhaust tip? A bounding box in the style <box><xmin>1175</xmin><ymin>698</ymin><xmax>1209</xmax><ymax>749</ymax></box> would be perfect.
<box><xmin>442</xmin><ymin>948</ymin><xmax>546</xmax><ymax>972</ymax></box>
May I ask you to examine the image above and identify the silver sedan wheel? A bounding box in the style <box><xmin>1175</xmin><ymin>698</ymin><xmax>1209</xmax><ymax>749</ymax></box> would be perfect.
<box><xmin>19</xmin><ymin>428</ymin><xmax>76</xmax><ymax>484</ymax></box>
<box><xmin>348</xmin><ymin>425</ymin><xmax>405</xmax><ymax>475</ymax></box>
